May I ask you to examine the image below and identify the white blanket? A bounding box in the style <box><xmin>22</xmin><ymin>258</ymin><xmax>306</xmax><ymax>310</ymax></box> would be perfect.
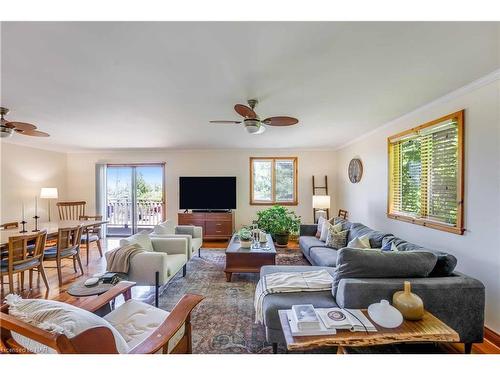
<box><xmin>254</xmin><ymin>270</ymin><xmax>334</xmax><ymax>324</ymax></box>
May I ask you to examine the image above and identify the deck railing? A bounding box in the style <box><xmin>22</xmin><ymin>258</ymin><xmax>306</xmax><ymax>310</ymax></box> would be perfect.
<box><xmin>107</xmin><ymin>199</ymin><xmax>164</xmax><ymax>227</ymax></box>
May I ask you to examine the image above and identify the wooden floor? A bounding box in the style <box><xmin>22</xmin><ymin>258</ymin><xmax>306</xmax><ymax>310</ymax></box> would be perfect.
<box><xmin>1</xmin><ymin>238</ymin><xmax>498</xmax><ymax>354</ymax></box>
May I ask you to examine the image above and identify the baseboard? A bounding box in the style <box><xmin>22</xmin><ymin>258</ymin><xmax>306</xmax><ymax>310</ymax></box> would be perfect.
<box><xmin>484</xmin><ymin>326</ymin><xmax>500</xmax><ymax>348</ymax></box>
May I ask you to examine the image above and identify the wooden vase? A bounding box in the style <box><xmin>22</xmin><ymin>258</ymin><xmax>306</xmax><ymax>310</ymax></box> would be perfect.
<box><xmin>392</xmin><ymin>281</ymin><xmax>424</xmax><ymax>320</ymax></box>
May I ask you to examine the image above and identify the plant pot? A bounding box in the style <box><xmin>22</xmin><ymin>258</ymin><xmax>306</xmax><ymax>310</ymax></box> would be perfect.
<box><xmin>274</xmin><ymin>233</ymin><xmax>289</xmax><ymax>247</ymax></box>
<box><xmin>240</xmin><ymin>239</ymin><xmax>252</xmax><ymax>248</ymax></box>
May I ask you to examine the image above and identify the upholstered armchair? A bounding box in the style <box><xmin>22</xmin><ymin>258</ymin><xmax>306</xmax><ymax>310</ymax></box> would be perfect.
<box><xmin>0</xmin><ymin>282</ymin><xmax>204</xmax><ymax>354</ymax></box>
<box><xmin>151</xmin><ymin>221</ymin><xmax>203</xmax><ymax>258</ymax></box>
<box><xmin>119</xmin><ymin>232</ymin><xmax>189</xmax><ymax>287</ymax></box>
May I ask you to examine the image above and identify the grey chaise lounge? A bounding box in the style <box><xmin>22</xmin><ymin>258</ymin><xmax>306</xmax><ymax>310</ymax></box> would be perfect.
<box><xmin>259</xmin><ymin>219</ymin><xmax>485</xmax><ymax>354</ymax></box>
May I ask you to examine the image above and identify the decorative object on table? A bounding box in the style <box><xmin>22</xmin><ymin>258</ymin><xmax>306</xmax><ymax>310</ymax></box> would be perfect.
<box><xmin>0</xmin><ymin>106</ymin><xmax>50</xmax><ymax>138</ymax></box>
<box><xmin>367</xmin><ymin>299</ymin><xmax>403</xmax><ymax>328</ymax></box>
<box><xmin>20</xmin><ymin>201</ymin><xmax>27</xmax><ymax>233</ymax></box>
<box><xmin>393</xmin><ymin>281</ymin><xmax>424</xmax><ymax>320</ymax></box>
<box><xmin>348</xmin><ymin>158</ymin><xmax>363</xmax><ymax>183</ymax></box>
<box><xmin>32</xmin><ymin>196</ymin><xmax>40</xmax><ymax>232</ymax></box>
<box><xmin>256</xmin><ymin>205</ymin><xmax>301</xmax><ymax>247</ymax></box>
<box><xmin>238</xmin><ymin>228</ymin><xmax>253</xmax><ymax>248</ymax></box>
<box><xmin>40</xmin><ymin>187</ymin><xmax>58</xmax><ymax>222</ymax></box>
<box><xmin>259</xmin><ymin>230</ymin><xmax>267</xmax><ymax>243</ymax></box>
<box><xmin>312</xmin><ymin>195</ymin><xmax>330</xmax><ymax>223</ymax></box>
<box><xmin>84</xmin><ymin>277</ymin><xmax>100</xmax><ymax>287</ymax></box>
<box><xmin>312</xmin><ymin>175</ymin><xmax>330</xmax><ymax>222</ymax></box>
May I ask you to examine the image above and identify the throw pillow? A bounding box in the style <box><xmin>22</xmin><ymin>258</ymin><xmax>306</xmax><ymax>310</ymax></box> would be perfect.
<box><xmin>153</xmin><ymin>220</ymin><xmax>175</xmax><ymax>235</ymax></box>
<box><xmin>315</xmin><ymin>216</ymin><xmax>326</xmax><ymax>238</ymax></box>
<box><xmin>347</xmin><ymin>234</ymin><xmax>371</xmax><ymax>249</ymax></box>
<box><xmin>5</xmin><ymin>294</ymin><xmax>129</xmax><ymax>354</ymax></box>
<box><xmin>331</xmin><ymin>248</ymin><xmax>438</xmax><ymax>296</ymax></box>
<box><xmin>319</xmin><ymin>220</ymin><xmax>330</xmax><ymax>242</ymax></box>
<box><xmin>325</xmin><ymin>229</ymin><xmax>348</xmax><ymax>249</ymax></box>
<box><xmin>381</xmin><ymin>242</ymin><xmax>399</xmax><ymax>251</ymax></box>
<box><xmin>119</xmin><ymin>231</ymin><xmax>154</xmax><ymax>252</ymax></box>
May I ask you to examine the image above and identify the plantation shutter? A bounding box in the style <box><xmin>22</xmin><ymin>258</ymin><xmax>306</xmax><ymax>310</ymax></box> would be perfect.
<box><xmin>388</xmin><ymin>113</ymin><xmax>462</xmax><ymax>232</ymax></box>
<box><xmin>428</xmin><ymin>126</ymin><xmax>458</xmax><ymax>224</ymax></box>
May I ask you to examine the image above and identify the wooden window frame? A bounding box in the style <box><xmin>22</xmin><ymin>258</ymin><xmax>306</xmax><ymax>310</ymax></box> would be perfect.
<box><xmin>387</xmin><ymin>110</ymin><xmax>465</xmax><ymax>235</ymax></box>
<box><xmin>250</xmin><ymin>157</ymin><xmax>298</xmax><ymax>206</ymax></box>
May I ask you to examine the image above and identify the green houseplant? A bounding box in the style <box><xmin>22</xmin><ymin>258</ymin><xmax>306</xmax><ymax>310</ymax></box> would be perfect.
<box><xmin>256</xmin><ymin>205</ymin><xmax>301</xmax><ymax>246</ymax></box>
<box><xmin>238</xmin><ymin>227</ymin><xmax>253</xmax><ymax>248</ymax></box>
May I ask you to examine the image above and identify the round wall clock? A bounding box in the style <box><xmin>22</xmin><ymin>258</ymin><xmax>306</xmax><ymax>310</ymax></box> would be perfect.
<box><xmin>348</xmin><ymin>158</ymin><xmax>363</xmax><ymax>183</ymax></box>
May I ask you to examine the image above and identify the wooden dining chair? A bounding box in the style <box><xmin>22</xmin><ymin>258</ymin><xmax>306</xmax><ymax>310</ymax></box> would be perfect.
<box><xmin>338</xmin><ymin>209</ymin><xmax>348</xmax><ymax>219</ymax></box>
<box><xmin>57</xmin><ymin>201</ymin><xmax>86</xmax><ymax>221</ymax></box>
<box><xmin>43</xmin><ymin>226</ymin><xmax>84</xmax><ymax>286</ymax></box>
<box><xmin>79</xmin><ymin>215</ymin><xmax>104</xmax><ymax>265</ymax></box>
<box><xmin>1</xmin><ymin>222</ymin><xmax>19</xmax><ymax>230</ymax></box>
<box><xmin>0</xmin><ymin>231</ymin><xmax>49</xmax><ymax>293</ymax></box>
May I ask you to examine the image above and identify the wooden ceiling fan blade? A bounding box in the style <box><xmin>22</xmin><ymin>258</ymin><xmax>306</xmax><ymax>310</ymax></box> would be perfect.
<box><xmin>16</xmin><ymin>129</ymin><xmax>50</xmax><ymax>137</ymax></box>
<box><xmin>262</xmin><ymin>116</ymin><xmax>299</xmax><ymax>126</ymax></box>
<box><xmin>234</xmin><ymin>104</ymin><xmax>257</xmax><ymax>119</ymax></box>
<box><xmin>209</xmin><ymin>120</ymin><xmax>241</xmax><ymax>124</ymax></box>
<box><xmin>7</xmin><ymin>121</ymin><xmax>37</xmax><ymax>131</ymax></box>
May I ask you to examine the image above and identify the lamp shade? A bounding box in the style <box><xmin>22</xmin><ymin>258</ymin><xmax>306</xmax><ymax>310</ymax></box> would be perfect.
<box><xmin>40</xmin><ymin>187</ymin><xmax>58</xmax><ymax>199</ymax></box>
<box><xmin>312</xmin><ymin>195</ymin><xmax>330</xmax><ymax>209</ymax></box>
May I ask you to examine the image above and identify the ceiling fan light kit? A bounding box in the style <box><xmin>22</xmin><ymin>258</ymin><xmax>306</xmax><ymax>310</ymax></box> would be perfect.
<box><xmin>210</xmin><ymin>98</ymin><xmax>298</xmax><ymax>135</ymax></box>
<box><xmin>0</xmin><ymin>107</ymin><xmax>50</xmax><ymax>138</ymax></box>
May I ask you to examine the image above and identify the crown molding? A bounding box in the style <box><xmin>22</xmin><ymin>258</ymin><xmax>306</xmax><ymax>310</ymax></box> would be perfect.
<box><xmin>335</xmin><ymin>68</ymin><xmax>500</xmax><ymax>151</ymax></box>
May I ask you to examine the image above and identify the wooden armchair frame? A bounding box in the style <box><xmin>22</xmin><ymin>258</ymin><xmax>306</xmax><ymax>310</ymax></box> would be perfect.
<box><xmin>0</xmin><ymin>282</ymin><xmax>204</xmax><ymax>354</ymax></box>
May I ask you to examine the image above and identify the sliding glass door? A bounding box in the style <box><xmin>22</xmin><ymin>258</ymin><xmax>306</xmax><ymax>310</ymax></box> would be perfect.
<box><xmin>106</xmin><ymin>164</ymin><xmax>165</xmax><ymax>236</ymax></box>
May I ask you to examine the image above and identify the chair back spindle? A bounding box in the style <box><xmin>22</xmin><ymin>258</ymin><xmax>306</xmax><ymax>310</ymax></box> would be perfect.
<box><xmin>57</xmin><ymin>201</ymin><xmax>86</xmax><ymax>221</ymax></box>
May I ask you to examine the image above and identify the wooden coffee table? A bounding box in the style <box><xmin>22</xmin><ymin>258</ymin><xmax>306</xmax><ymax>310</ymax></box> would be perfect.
<box><xmin>224</xmin><ymin>233</ymin><xmax>276</xmax><ymax>282</ymax></box>
<box><xmin>278</xmin><ymin>309</ymin><xmax>459</xmax><ymax>353</ymax></box>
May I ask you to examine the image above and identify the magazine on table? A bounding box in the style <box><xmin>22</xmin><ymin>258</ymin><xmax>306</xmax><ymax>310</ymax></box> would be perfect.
<box><xmin>315</xmin><ymin>307</ymin><xmax>377</xmax><ymax>332</ymax></box>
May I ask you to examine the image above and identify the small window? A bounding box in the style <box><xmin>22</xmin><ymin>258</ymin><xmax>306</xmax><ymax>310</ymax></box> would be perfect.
<box><xmin>387</xmin><ymin>110</ymin><xmax>464</xmax><ymax>234</ymax></box>
<box><xmin>250</xmin><ymin>157</ymin><xmax>298</xmax><ymax>205</ymax></box>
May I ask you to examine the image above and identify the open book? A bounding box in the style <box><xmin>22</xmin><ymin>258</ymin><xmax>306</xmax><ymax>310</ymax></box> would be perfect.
<box><xmin>315</xmin><ymin>308</ymin><xmax>377</xmax><ymax>332</ymax></box>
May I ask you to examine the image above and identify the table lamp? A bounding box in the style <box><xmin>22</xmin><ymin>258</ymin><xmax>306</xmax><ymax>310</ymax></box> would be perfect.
<box><xmin>40</xmin><ymin>187</ymin><xmax>58</xmax><ymax>221</ymax></box>
<box><xmin>313</xmin><ymin>195</ymin><xmax>330</xmax><ymax>222</ymax></box>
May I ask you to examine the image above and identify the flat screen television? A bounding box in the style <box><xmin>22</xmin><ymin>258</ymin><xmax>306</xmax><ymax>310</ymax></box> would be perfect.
<box><xmin>179</xmin><ymin>176</ymin><xmax>237</xmax><ymax>211</ymax></box>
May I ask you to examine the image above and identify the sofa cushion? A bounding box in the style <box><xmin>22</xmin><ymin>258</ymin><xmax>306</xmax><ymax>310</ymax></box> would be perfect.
<box><xmin>5</xmin><ymin>294</ymin><xmax>129</xmax><ymax>354</ymax></box>
<box><xmin>299</xmin><ymin>236</ymin><xmax>326</xmax><ymax>258</ymax></box>
<box><xmin>347</xmin><ymin>235</ymin><xmax>371</xmax><ymax>249</ymax></box>
<box><xmin>120</xmin><ymin>231</ymin><xmax>154</xmax><ymax>252</ymax></box>
<box><xmin>333</xmin><ymin>217</ymin><xmax>352</xmax><ymax>231</ymax></box>
<box><xmin>153</xmin><ymin>220</ymin><xmax>175</xmax><ymax>235</ymax></box>
<box><xmin>310</xmin><ymin>247</ymin><xmax>338</xmax><ymax>267</ymax></box>
<box><xmin>348</xmin><ymin>223</ymin><xmax>392</xmax><ymax>248</ymax></box>
<box><xmin>104</xmin><ymin>299</ymin><xmax>184</xmax><ymax>353</ymax></box>
<box><xmin>325</xmin><ymin>228</ymin><xmax>348</xmax><ymax>249</ymax></box>
<box><xmin>381</xmin><ymin>236</ymin><xmax>457</xmax><ymax>276</ymax></box>
<box><xmin>331</xmin><ymin>248</ymin><xmax>438</xmax><ymax>296</ymax></box>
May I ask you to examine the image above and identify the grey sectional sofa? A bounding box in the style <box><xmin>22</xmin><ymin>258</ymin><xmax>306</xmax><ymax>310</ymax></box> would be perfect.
<box><xmin>259</xmin><ymin>218</ymin><xmax>485</xmax><ymax>354</ymax></box>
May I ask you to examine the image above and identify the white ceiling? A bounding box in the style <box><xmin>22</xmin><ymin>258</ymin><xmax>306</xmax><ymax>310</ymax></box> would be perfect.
<box><xmin>1</xmin><ymin>22</ymin><xmax>498</xmax><ymax>152</ymax></box>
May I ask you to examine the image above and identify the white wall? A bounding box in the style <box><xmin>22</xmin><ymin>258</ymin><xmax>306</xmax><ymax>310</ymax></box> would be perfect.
<box><xmin>0</xmin><ymin>142</ymin><xmax>67</xmax><ymax>223</ymax></box>
<box><xmin>65</xmin><ymin>149</ymin><xmax>336</xmax><ymax>229</ymax></box>
<box><xmin>334</xmin><ymin>77</ymin><xmax>500</xmax><ymax>332</ymax></box>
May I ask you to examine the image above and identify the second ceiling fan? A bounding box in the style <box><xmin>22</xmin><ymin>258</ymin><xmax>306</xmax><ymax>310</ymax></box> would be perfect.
<box><xmin>210</xmin><ymin>99</ymin><xmax>299</xmax><ymax>134</ymax></box>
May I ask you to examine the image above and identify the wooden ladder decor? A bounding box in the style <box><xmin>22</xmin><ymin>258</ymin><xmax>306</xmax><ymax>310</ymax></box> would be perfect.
<box><xmin>312</xmin><ymin>175</ymin><xmax>329</xmax><ymax>222</ymax></box>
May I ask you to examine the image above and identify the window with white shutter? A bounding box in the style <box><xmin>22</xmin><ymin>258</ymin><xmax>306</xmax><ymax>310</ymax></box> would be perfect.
<box><xmin>387</xmin><ymin>110</ymin><xmax>464</xmax><ymax>234</ymax></box>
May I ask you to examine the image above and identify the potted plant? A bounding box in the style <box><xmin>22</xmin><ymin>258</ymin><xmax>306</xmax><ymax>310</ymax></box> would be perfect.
<box><xmin>256</xmin><ymin>205</ymin><xmax>301</xmax><ymax>246</ymax></box>
<box><xmin>238</xmin><ymin>227</ymin><xmax>253</xmax><ymax>248</ymax></box>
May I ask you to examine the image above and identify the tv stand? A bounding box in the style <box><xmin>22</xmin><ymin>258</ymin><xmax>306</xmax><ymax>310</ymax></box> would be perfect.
<box><xmin>178</xmin><ymin>211</ymin><xmax>234</xmax><ymax>240</ymax></box>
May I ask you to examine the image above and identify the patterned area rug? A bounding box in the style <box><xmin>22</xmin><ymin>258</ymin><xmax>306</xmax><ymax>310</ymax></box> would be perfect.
<box><xmin>158</xmin><ymin>248</ymin><xmax>308</xmax><ymax>354</ymax></box>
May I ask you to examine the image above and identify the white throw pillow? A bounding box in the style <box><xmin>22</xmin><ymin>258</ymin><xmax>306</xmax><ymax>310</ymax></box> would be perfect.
<box><xmin>347</xmin><ymin>234</ymin><xmax>371</xmax><ymax>249</ymax></box>
<box><xmin>5</xmin><ymin>294</ymin><xmax>129</xmax><ymax>354</ymax></box>
<box><xmin>120</xmin><ymin>231</ymin><xmax>154</xmax><ymax>252</ymax></box>
<box><xmin>153</xmin><ymin>220</ymin><xmax>175</xmax><ymax>235</ymax></box>
<box><xmin>315</xmin><ymin>216</ymin><xmax>326</xmax><ymax>237</ymax></box>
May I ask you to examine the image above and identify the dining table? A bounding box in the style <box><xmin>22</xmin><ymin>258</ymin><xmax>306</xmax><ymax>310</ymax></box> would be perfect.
<box><xmin>0</xmin><ymin>219</ymin><xmax>108</xmax><ymax>265</ymax></box>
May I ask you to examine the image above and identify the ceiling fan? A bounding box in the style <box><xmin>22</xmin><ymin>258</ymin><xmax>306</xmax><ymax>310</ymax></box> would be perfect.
<box><xmin>0</xmin><ymin>107</ymin><xmax>50</xmax><ymax>138</ymax></box>
<box><xmin>210</xmin><ymin>99</ymin><xmax>299</xmax><ymax>135</ymax></box>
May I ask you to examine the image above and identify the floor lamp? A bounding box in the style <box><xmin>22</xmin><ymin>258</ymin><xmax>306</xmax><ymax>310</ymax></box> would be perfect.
<box><xmin>40</xmin><ymin>187</ymin><xmax>58</xmax><ymax>222</ymax></box>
